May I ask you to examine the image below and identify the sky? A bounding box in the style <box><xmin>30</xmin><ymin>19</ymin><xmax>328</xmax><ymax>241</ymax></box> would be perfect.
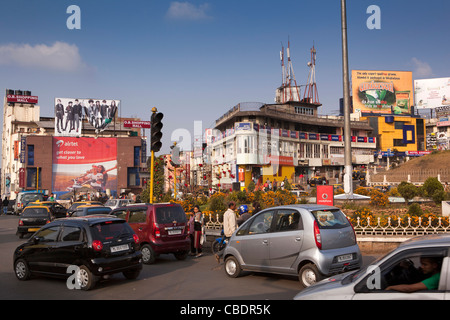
<box><xmin>1</xmin><ymin>0</ymin><xmax>449</xmax><ymax>154</ymax></box>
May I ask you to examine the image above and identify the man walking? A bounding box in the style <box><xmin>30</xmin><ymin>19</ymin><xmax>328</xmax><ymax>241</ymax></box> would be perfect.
<box><xmin>215</xmin><ymin>201</ymin><xmax>237</xmax><ymax>263</ymax></box>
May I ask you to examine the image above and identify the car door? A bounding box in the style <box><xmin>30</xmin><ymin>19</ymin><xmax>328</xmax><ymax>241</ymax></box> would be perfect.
<box><xmin>50</xmin><ymin>223</ymin><xmax>85</xmax><ymax>275</ymax></box>
<box><xmin>238</xmin><ymin>210</ymin><xmax>274</xmax><ymax>270</ymax></box>
<box><xmin>26</xmin><ymin>224</ymin><xmax>62</xmax><ymax>273</ymax></box>
<box><xmin>268</xmin><ymin>209</ymin><xmax>304</xmax><ymax>272</ymax></box>
<box><xmin>127</xmin><ymin>207</ymin><xmax>148</xmax><ymax>242</ymax></box>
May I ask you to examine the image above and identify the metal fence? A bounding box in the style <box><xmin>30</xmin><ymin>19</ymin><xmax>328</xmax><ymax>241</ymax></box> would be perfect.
<box><xmin>353</xmin><ymin>216</ymin><xmax>450</xmax><ymax>236</ymax></box>
<box><xmin>369</xmin><ymin>169</ymin><xmax>450</xmax><ymax>185</ymax></box>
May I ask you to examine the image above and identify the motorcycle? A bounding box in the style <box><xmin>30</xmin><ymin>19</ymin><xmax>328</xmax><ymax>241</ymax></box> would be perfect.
<box><xmin>211</xmin><ymin>230</ymin><xmax>227</xmax><ymax>254</ymax></box>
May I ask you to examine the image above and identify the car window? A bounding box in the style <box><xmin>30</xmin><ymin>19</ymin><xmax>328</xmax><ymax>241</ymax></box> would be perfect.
<box><xmin>248</xmin><ymin>211</ymin><xmax>273</xmax><ymax>235</ymax></box>
<box><xmin>22</xmin><ymin>208</ymin><xmax>49</xmax><ymax>216</ymax></box>
<box><xmin>61</xmin><ymin>226</ymin><xmax>82</xmax><ymax>241</ymax></box>
<box><xmin>311</xmin><ymin>209</ymin><xmax>350</xmax><ymax>229</ymax></box>
<box><xmin>34</xmin><ymin>226</ymin><xmax>60</xmax><ymax>242</ymax></box>
<box><xmin>105</xmin><ymin>200</ymin><xmax>117</xmax><ymax>207</ymax></box>
<box><xmin>111</xmin><ymin>209</ymin><xmax>127</xmax><ymax>220</ymax></box>
<box><xmin>273</xmin><ymin>209</ymin><xmax>303</xmax><ymax>232</ymax></box>
<box><xmin>355</xmin><ymin>247</ymin><xmax>448</xmax><ymax>293</ymax></box>
<box><xmin>90</xmin><ymin>221</ymin><xmax>134</xmax><ymax>240</ymax></box>
<box><xmin>129</xmin><ymin>209</ymin><xmax>147</xmax><ymax>223</ymax></box>
<box><xmin>155</xmin><ymin>206</ymin><xmax>186</xmax><ymax>224</ymax></box>
<box><xmin>86</xmin><ymin>207</ymin><xmax>111</xmax><ymax>215</ymax></box>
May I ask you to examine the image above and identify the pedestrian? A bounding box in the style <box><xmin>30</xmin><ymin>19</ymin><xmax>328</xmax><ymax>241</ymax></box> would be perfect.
<box><xmin>252</xmin><ymin>201</ymin><xmax>261</xmax><ymax>215</ymax></box>
<box><xmin>215</xmin><ymin>201</ymin><xmax>237</xmax><ymax>263</ymax></box>
<box><xmin>2</xmin><ymin>197</ymin><xmax>9</xmax><ymax>215</ymax></box>
<box><xmin>193</xmin><ymin>205</ymin><xmax>204</xmax><ymax>257</ymax></box>
<box><xmin>188</xmin><ymin>210</ymin><xmax>196</xmax><ymax>256</ymax></box>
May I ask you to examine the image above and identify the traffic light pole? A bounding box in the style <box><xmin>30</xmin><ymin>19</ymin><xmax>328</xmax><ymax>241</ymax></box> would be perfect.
<box><xmin>150</xmin><ymin>150</ymin><xmax>155</xmax><ymax>204</ymax></box>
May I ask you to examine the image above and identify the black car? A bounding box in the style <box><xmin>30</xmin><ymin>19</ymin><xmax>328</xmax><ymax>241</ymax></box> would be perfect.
<box><xmin>13</xmin><ymin>216</ymin><xmax>142</xmax><ymax>290</ymax></box>
<box><xmin>17</xmin><ymin>206</ymin><xmax>54</xmax><ymax>239</ymax></box>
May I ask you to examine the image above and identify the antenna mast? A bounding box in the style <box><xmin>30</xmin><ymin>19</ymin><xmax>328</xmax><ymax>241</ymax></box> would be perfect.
<box><xmin>303</xmin><ymin>45</ymin><xmax>320</xmax><ymax>104</ymax></box>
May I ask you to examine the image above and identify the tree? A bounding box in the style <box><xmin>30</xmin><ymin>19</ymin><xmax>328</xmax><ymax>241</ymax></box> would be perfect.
<box><xmin>397</xmin><ymin>181</ymin><xmax>417</xmax><ymax>205</ymax></box>
<box><xmin>141</xmin><ymin>155</ymin><xmax>165</xmax><ymax>203</ymax></box>
<box><xmin>422</xmin><ymin>177</ymin><xmax>444</xmax><ymax>198</ymax></box>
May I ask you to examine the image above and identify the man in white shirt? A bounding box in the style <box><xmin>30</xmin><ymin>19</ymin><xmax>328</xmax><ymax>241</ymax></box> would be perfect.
<box><xmin>215</xmin><ymin>201</ymin><xmax>237</xmax><ymax>263</ymax></box>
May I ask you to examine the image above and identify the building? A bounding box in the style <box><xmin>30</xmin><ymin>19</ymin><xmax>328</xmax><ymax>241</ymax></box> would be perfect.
<box><xmin>210</xmin><ymin>100</ymin><xmax>376</xmax><ymax>190</ymax></box>
<box><xmin>2</xmin><ymin>89</ymin><xmax>148</xmax><ymax>199</ymax></box>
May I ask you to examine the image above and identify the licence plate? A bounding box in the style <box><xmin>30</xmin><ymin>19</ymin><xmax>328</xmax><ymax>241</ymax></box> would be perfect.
<box><xmin>168</xmin><ymin>230</ymin><xmax>182</xmax><ymax>235</ymax></box>
<box><xmin>110</xmin><ymin>244</ymin><xmax>129</xmax><ymax>253</ymax></box>
<box><xmin>28</xmin><ymin>228</ymin><xmax>40</xmax><ymax>232</ymax></box>
<box><xmin>337</xmin><ymin>254</ymin><xmax>353</xmax><ymax>262</ymax></box>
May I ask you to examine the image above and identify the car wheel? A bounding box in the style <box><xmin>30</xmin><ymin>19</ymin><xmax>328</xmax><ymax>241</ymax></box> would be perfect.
<box><xmin>174</xmin><ymin>251</ymin><xmax>188</xmax><ymax>260</ymax></box>
<box><xmin>77</xmin><ymin>265</ymin><xmax>97</xmax><ymax>291</ymax></box>
<box><xmin>14</xmin><ymin>259</ymin><xmax>31</xmax><ymax>281</ymax></box>
<box><xmin>224</xmin><ymin>256</ymin><xmax>242</xmax><ymax>278</ymax></box>
<box><xmin>123</xmin><ymin>268</ymin><xmax>141</xmax><ymax>280</ymax></box>
<box><xmin>298</xmin><ymin>263</ymin><xmax>323</xmax><ymax>289</ymax></box>
<box><xmin>141</xmin><ymin>244</ymin><xmax>156</xmax><ymax>264</ymax></box>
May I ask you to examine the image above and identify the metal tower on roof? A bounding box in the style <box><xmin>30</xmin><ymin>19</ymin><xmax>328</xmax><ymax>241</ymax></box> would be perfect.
<box><xmin>303</xmin><ymin>45</ymin><xmax>320</xmax><ymax>105</ymax></box>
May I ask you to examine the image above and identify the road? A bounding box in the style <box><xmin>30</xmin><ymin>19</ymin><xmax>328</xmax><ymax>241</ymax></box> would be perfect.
<box><xmin>0</xmin><ymin>214</ymin><xmax>378</xmax><ymax>300</ymax></box>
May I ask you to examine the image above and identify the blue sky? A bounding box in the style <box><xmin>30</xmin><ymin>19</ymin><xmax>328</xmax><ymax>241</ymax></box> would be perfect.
<box><xmin>1</xmin><ymin>0</ymin><xmax>449</xmax><ymax>153</ymax></box>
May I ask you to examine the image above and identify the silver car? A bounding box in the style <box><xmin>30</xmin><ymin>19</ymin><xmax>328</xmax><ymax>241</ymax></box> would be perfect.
<box><xmin>223</xmin><ymin>204</ymin><xmax>362</xmax><ymax>288</ymax></box>
<box><xmin>294</xmin><ymin>234</ymin><xmax>450</xmax><ymax>300</ymax></box>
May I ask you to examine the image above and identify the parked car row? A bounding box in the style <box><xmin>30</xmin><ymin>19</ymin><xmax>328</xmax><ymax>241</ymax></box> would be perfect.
<box><xmin>13</xmin><ymin>201</ymin><xmax>190</xmax><ymax>290</ymax></box>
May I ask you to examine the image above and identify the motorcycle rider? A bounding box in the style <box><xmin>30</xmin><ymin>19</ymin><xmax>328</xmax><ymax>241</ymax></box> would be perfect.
<box><xmin>237</xmin><ymin>204</ymin><xmax>251</xmax><ymax>226</ymax></box>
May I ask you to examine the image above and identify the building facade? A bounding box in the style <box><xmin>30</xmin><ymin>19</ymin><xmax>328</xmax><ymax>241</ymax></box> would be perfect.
<box><xmin>2</xmin><ymin>90</ymin><xmax>148</xmax><ymax>199</ymax></box>
<box><xmin>209</xmin><ymin>101</ymin><xmax>376</xmax><ymax>190</ymax></box>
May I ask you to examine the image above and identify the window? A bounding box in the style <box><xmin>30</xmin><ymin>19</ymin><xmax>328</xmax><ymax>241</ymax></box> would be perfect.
<box><xmin>134</xmin><ymin>146</ymin><xmax>141</xmax><ymax>167</ymax></box>
<box><xmin>248</xmin><ymin>211</ymin><xmax>273</xmax><ymax>235</ymax></box>
<box><xmin>27</xmin><ymin>145</ymin><xmax>34</xmax><ymax>166</ymax></box>
<box><xmin>393</xmin><ymin>139</ymin><xmax>406</xmax><ymax>147</ymax></box>
<box><xmin>61</xmin><ymin>226</ymin><xmax>82</xmax><ymax>241</ymax></box>
<box><xmin>35</xmin><ymin>226</ymin><xmax>60</xmax><ymax>242</ymax></box>
<box><xmin>273</xmin><ymin>210</ymin><xmax>303</xmax><ymax>232</ymax></box>
<box><xmin>111</xmin><ymin>209</ymin><xmax>127</xmax><ymax>220</ymax></box>
<box><xmin>128</xmin><ymin>209</ymin><xmax>147</xmax><ymax>223</ymax></box>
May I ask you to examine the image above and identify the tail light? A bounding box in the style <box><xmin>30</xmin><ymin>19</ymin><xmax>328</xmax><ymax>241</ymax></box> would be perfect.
<box><xmin>347</xmin><ymin>216</ymin><xmax>357</xmax><ymax>244</ymax></box>
<box><xmin>19</xmin><ymin>219</ymin><xmax>23</xmax><ymax>226</ymax></box>
<box><xmin>133</xmin><ymin>234</ymin><xmax>139</xmax><ymax>244</ymax></box>
<box><xmin>313</xmin><ymin>220</ymin><xmax>322</xmax><ymax>250</ymax></box>
<box><xmin>92</xmin><ymin>240</ymin><xmax>103</xmax><ymax>251</ymax></box>
<box><xmin>154</xmin><ymin>223</ymin><xmax>161</xmax><ymax>238</ymax></box>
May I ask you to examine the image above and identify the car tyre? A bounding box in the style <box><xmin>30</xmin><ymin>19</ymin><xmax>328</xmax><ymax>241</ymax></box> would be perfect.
<box><xmin>224</xmin><ymin>256</ymin><xmax>242</xmax><ymax>278</ymax></box>
<box><xmin>77</xmin><ymin>265</ymin><xmax>97</xmax><ymax>291</ymax></box>
<box><xmin>14</xmin><ymin>259</ymin><xmax>31</xmax><ymax>281</ymax></box>
<box><xmin>141</xmin><ymin>244</ymin><xmax>156</xmax><ymax>264</ymax></box>
<box><xmin>298</xmin><ymin>263</ymin><xmax>323</xmax><ymax>289</ymax></box>
<box><xmin>123</xmin><ymin>268</ymin><xmax>141</xmax><ymax>280</ymax></box>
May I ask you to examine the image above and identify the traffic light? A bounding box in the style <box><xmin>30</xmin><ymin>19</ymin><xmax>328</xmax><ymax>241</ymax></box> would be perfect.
<box><xmin>151</xmin><ymin>111</ymin><xmax>164</xmax><ymax>152</ymax></box>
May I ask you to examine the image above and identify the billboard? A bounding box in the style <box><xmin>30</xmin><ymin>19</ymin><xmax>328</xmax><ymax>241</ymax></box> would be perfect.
<box><xmin>414</xmin><ymin>77</ymin><xmax>450</xmax><ymax>109</ymax></box>
<box><xmin>54</xmin><ymin>98</ymin><xmax>119</xmax><ymax>136</ymax></box>
<box><xmin>52</xmin><ymin>137</ymin><xmax>117</xmax><ymax>197</ymax></box>
<box><xmin>351</xmin><ymin>70</ymin><xmax>413</xmax><ymax>115</ymax></box>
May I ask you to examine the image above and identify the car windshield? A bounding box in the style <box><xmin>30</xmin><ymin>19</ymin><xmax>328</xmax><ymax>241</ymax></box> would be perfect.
<box><xmin>90</xmin><ymin>220</ymin><xmax>134</xmax><ymax>239</ymax></box>
<box><xmin>105</xmin><ymin>200</ymin><xmax>118</xmax><ymax>206</ymax></box>
<box><xmin>23</xmin><ymin>194</ymin><xmax>44</xmax><ymax>202</ymax></box>
<box><xmin>22</xmin><ymin>208</ymin><xmax>49</xmax><ymax>217</ymax></box>
<box><xmin>311</xmin><ymin>209</ymin><xmax>350</xmax><ymax>229</ymax></box>
<box><xmin>155</xmin><ymin>205</ymin><xmax>186</xmax><ymax>224</ymax></box>
<box><xmin>86</xmin><ymin>207</ymin><xmax>111</xmax><ymax>215</ymax></box>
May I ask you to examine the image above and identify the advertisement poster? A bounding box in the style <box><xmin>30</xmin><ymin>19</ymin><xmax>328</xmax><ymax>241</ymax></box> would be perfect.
<box><xmin>316</xmin><ymin>185</ymin><xmax>334</xmax><ymax>206</ymax></box>
<box><xmin>54</xmin><ymin>98</ymin><xmax>119</xmax><ymax>136</ymax></box>
<box><xmin>414</xmin><ymin>77</ymin><xmax>450</xmax><ymax>109</ymax></box>
<box><xmin>351</xmin><ymin>70</ymin><xmax>413</xmax><ymax>115</ymax></box>
<box><xmin>52</xmin><ymin>137</ymin><xmax>117</xmax><ymax>197</ymax></box>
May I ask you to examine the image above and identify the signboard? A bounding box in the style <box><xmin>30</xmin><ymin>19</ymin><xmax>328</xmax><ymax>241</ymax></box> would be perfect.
<box><xmin>52</xmin><ymin>137</ymin><xmax>117</xmax><ymax>197</ymax></box>
<box><xmin>123</xmin><ymin>120</ymin><xmax>151</xmax><ymax>128</ymax></box>
<box><xmin>6</xmin><ymin>94</ymin><xmax>38</xmax><ymax>104</ymax></box>
<box><xmin>414</xmin><ymin>77</ymin><xmax>450</xmax><ymax>109</ymax></box>
<box><xmin>316</xmin><ymin>185</ymin><xmax>334</xmax><ymax>206</ymax></box>
<box><xmin>54</xmin><ymin>98</ymin><xmax>119</xmax><ymax>137</ymax></box>
<box><xmin>352</xmin><ymin>70</ymin><xmax>413</xmax><ymax>115</ymax></box>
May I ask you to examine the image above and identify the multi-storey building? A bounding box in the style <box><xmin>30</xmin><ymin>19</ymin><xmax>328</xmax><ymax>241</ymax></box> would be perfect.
<box><xmin>209</xmin><ymin>100</ymin><xmax>376</xmax><ymax>190</ymax></box>
<box><xmin>2</xmin><ymin>89</ymin><xmax>148</xmax><ymax>199</ymax></box>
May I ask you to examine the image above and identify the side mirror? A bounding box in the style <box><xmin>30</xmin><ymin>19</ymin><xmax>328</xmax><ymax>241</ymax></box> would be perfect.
<box><xmin>32</xmin><ymin>236</ymin><xmax>41</xmax><ymax>244</ymax></box>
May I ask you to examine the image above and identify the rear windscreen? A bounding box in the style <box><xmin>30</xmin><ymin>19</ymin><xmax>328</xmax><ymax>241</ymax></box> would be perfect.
<box><xmin>155</xmin><ymin>206</ymin><xmax>187</xmax><ymax>224</ymax></box>
<box><xmin>22</xmin><ymin>208</ymin><xmax>50</xmax><ymax>217</ymax></box>
<box><xmin>90</xmin><ymin>221</ymin><xmax>134</xmax><ymax>239</ymax></box>
<box><xmin>23</xmin><ymin>194</ymin><xmax>44</xmax><ymax>202</ymax></box>
<box><xmin>311</xmin><ymin>209</ymin><xmax>350</xmax><ymax>229</ymax></box>
<box><xmin>85</xmin><ymin>207</ymin><xmax>111</xmax><ymax>215</ymax></box>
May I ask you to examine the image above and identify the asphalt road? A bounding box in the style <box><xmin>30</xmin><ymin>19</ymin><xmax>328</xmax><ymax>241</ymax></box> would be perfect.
<box><xmin>0</xmin><ymin>214</ymin><xmax>378</xmax><ymax>300</ymax></box>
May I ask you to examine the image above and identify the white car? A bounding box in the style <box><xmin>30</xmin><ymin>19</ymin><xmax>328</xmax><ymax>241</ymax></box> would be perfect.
<box><xmin>294</xmin><ymin>234</ymin><xmax>450</xmax><ymax>300</ymax></box>
<box><xmin>104</xmin><ymin>198</ymin><xmax>133</xmax><ymax>210</ymax></box>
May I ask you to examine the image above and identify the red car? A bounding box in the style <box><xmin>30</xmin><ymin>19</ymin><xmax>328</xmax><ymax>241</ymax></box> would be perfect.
<box><xmin>110</xmin><ymin>203</ymin><xmax>190</xmax><ymax>264</ymax></box>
